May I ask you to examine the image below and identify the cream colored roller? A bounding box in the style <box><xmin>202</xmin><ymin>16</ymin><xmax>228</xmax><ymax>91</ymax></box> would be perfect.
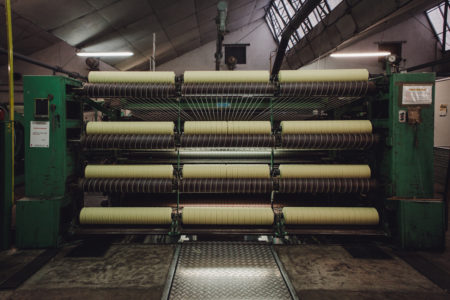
<box><xmin>184</xmin><ymin>121</ymin><xmax>228</xmax><ymax>134</ymax></box>
<box><xmin>183</xmin><ymin>207</ymin><xmax>274</xmax><ymax>225</ymax></box>
<box><xmin>279</xmin><ymin>164</ymin><xmax>371</xmax><ymax>178</ymax></box>
<box><xmin>79</xmin><ymin>207</ymin><xmax>172</xmax><ymax>225</ymax></box>
<box><xmin>184</xmin><ymin>70</ymin><xmax>270</xmax><ymax>83</ymax></box>
<box><xmin>183</xmin><ymin>164</ymin><xmax>270</xmax><ymax>178</ymax></box>
<box><xmin>85</xmin><ymin>165</ymin><xmax>173</xmax><ymax>179</ymax></box>
<box><xmin>86</xmin><ymin>121</ymin><xmax>174</xmax><ymax>135</ymax></box>
<box><xmin>278</xmin><ymin>69</ymin><xmax>369</xmax><ymax>83</ymax></box>
<box><xmin>88</xmin><ymin>71</ymin><xmax>175</xmax><ymax>83</ymax></box>
<box><xmin>227</xmin><ymin>121</ymin><xmax>271</xmax><ymax>134</ymax></box>
<box><xmin>283</xmin><ymin>207</ymin><xmax>379</xmax><ymax>225</ymax></box>
<box><xmin>183</xmin><ymin>121</ymin><xmax>271</xmax><ymax>134</ymax></box>
<box><xmin>281</xmin><ymin>120</ymin><xmax>372</xmax><ymax>134</ymax></box>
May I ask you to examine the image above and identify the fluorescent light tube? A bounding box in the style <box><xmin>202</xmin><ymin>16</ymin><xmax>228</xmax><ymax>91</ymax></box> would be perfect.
<box><xmin>76</xmin><ymin>52</ymin><xmax>134</xmax><ymax>57</ymax></box>
<box><xmin>330</xmin><ymin>51</ymin><xmax>391</xmax><ymax>58</ymax></box>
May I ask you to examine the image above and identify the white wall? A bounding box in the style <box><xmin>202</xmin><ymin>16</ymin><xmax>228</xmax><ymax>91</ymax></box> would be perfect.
<box><xmin>300</xmin><ymin>12</ymin><xmax>449</xmax><ymax>147</ymax></box>
<box><xmin>301</xmin><ymin>13</ymin><xmax>439</xmax><ymax>74</ymax></box>
<box><xmin>435</xmin><ymin>78</ymin><xmax>450</xmax><ymax>148</ymax></box>
<box><xmin>157</xmin><ymin>19</ymin><xmax>277</xmax><ymax>74</ymax></box>
<box><xmin>299</xmin><ymin>12</ymin><xmax>449</xmax><ymax>147</ymax></box>
<box><xmin>0</xmin><ymin>41</ymin><xmax>116</xmax><ymax>104</ymax></box>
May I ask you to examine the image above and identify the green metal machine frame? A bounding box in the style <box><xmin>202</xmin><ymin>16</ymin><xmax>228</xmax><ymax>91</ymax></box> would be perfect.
<box><xmin>375</xmin><ymin>73</ymin><xmax>444</xmax><ymax>249</ymax></box>
<box><xmin>15</xmin><ymin>76</ymin><xmax>83</xmax><ymax>248</ymax></box>
<box><xmin>10</xmin><ymin>73</ymin><xmax>445</xmax><ymax>249</ymax></box>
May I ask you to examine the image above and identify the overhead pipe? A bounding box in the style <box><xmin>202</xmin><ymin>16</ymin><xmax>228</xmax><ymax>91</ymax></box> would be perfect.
<box><xmin>0</xmin><ymin>48</ymin><xmax>87</xmax><ymax>81</ymax></box>
<box><xmin>405</xmin><ymin>56</ymin><xmax>450</xmax><ymax>72</ymax></box>
<box><xmin>271</xmin><ymin>0</ymin><xmax>322</xmax><ymax>76</ymax></box>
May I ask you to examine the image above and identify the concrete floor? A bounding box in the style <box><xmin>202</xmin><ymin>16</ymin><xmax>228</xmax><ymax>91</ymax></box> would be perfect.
<box><xmin>0</xmin><ymin>236</ymin><xmax>449</xmax><ymax>300</ymax></box>
<box><xmin>276</xmin><ymin>244</ymin><xmax>448</xmax><ymax>299</ymax></box>
<box><xmin>0</xmin><ymin>242</ymin><xmax>175</xmax><ymax>300</ymax></box>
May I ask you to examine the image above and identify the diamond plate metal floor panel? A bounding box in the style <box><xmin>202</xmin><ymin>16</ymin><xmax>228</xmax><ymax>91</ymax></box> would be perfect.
<box><xmin>169</xmin><ymin>242</ymin><xmax>292</xmax><ymax>300</ymax></box>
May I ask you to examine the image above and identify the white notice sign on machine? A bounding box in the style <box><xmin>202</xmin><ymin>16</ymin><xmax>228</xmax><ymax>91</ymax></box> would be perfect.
<box><xmin>402</xmin><ymin>85</ymin><xmax>432</xmax><ymax>105</ymax></box>
<box><xmin>30</xmin><ymin>121</ymin><xmax>49</xmax><ymax>148</ymax></box>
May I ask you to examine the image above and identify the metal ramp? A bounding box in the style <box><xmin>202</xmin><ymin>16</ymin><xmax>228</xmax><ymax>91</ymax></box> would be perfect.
<box><xmin>164</xmin><ymin>242</ymin><xmax>297</xmax><ymax>300</ymax></box>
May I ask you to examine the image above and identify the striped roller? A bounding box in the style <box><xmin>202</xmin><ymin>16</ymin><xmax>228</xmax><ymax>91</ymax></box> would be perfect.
<box><xmin>180</xmin><ymin>134</ymin><xmax>274</xmax><ymax>148</ymax></box>
<box><xmin>81</xmin><ymin>178</ymin><xmax>173</xmax><ymax>193</ymax></box>
<box><xmin>83</xmin><ymin>134</ymin><xmax>175</xmax><ymax>149</ymax></box>
<box><xmin>181</xmin><ymin>83</ymin><xmax>274</xmax><ymax>96</ymax></box>
<box><xmin>278</xmin><ymin>178</ymin><xmax>376</xmax><ymax>193</ymax></box>
<box><xmin>83</xmin><ymin>83</ymin><xmax>176</xmax><ymax>98</ymax></box>
<box><xmin>179</xmin><ymin>178</ymin><xmax>273</xmax><ymax>193</ymax></box>
<box><xmin>279</xmin><ymin>81</ymin><xmax>374</xmax><ymax>97</ymax></box>
<box><xmin>281</xmin><ymin>134</ymin><xmax>379</xmax><ymax>149</ymax></box>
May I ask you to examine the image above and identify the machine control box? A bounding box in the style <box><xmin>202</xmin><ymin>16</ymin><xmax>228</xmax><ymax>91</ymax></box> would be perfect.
<box><xmin>34</xmin><ymin>98</ymin><xmax>49</xmax><ymax>119</ymax></box>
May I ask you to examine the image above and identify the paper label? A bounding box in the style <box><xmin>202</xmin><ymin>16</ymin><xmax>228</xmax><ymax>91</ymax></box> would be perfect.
<box><xmin>402</xmin><ymin>85</ymin><xmax>432</xmax><ymax>105</ymax></box>
<box><xmin>440</xmin><ymin>104</ymin><xmax>448</xmax><ymax>117</ymax></box>
<box><xmin>30</xmin><ymin>121</ymin><xmax>49</xmax><ymax>148</ymax></box>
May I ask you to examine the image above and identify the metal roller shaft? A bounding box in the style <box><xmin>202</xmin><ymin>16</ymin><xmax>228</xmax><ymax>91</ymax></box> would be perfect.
<box><xmin>180</xmin><ymin>134</ymin><xmax>274</xmax><ymax>148</ymax></box>
<box><xmin>278</xmin><ymin>178</ymin><xmax>376</xmax><ymax>193</ymax></box>
<box><xmin>83</xmin><ymin>134</ymin><xmax>175</xmax><ymax>149</ymax></box>
<box><xmin>281</xmin><ymin>134</ymin><xmax>379</xmax><ymax>149</ymax></box>
<box><xmin>179</xmin><ymin>178</ymin><xmax>273</xmax><ymax>193</ymax></box>
<box><xmin>181</xmin><ymin>83</ymin><xmax>274</xmax><ymax>95</ymax></box>
<box><xmin>279</xmin><ymin>81</ymin><xmax>375</xmax><ymax>97</ymax></box>
<box><xmin>81</xmin><ymin>178</ymin><xmax>173</xmax><ymax>193</ymax></box>
<box><xmin>83</xmin><ymin>83</ymin><xmax>176</xmax><ymax>98</ymax></box>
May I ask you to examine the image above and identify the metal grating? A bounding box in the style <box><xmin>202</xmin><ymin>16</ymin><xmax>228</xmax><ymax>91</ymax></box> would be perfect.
<box><xmin>169</xmin><ymin>242</ymin><xmax>292</xmax><ymax>300</ymax></box>
<box><xmin>265</xmin><ymin>0</ymin><xmax>343</xmax><ymax>49</ymax></box>
<box><xmin>426</xmin><ymin>1</ymin><xmax>450</xmax><ymax>52</ymax></box>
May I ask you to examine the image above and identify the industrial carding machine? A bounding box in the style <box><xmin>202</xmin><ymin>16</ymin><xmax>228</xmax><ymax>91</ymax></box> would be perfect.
<box><xmin>13</xmin><ymin>68</ymin><xmax>445</xmax><ymax>249</ymax></box>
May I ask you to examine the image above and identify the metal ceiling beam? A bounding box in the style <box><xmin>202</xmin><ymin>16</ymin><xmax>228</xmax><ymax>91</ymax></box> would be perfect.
<box><xmin>271</xmin><ymin>0</ymin><xmax>321</xmax><ymax>76</ymax></box>
<box><xmin>285</xmin><ymin>0</ymin><xmax>442</xmax><ymax>70</ymax></box>
<box><xmin>442</xmin><ymin>0</ymin><xmax>450</xmax><ymax>53</ymax></box>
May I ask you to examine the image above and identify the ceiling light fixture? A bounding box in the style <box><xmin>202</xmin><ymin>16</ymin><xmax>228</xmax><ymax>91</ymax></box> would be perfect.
<box><xmin>76</xmin><ymin>52</ymin><xmax>134</xmax><ymax>57</ymax></box>
<box><xmin>330</xmin><ymin>51</ymin><xmax>391</xmax><ymax>58</ymax></box>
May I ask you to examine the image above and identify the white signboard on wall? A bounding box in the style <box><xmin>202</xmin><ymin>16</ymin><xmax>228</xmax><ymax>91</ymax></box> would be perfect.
<box><xmin>402</xmin><ymin>85</ymin><xmax>432</xmax><ymax>105</ymax></box>
<box><xmin>30</xmin><ymin>121</ymin><xmax>49</xmax><ymax>148</ymax></box>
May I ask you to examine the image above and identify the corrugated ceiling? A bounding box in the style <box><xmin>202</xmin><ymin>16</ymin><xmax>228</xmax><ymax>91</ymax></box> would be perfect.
<box><xmin>2</xmin><ymin>0</ymin><xmax>270</xmax><ymax>70</ymax></box>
